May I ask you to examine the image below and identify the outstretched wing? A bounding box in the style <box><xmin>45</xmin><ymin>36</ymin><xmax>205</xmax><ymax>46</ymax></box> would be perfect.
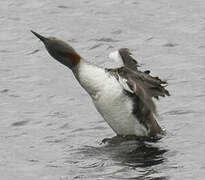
<box><xmin>109</xmin><ymin>48</ymin><xmax>139</xmax><ymax>70</ymax></box>
<box><xmin>107</xmin><ymin>67</ymin><xmax>170</xmax><ymax>112</ymax></box>
<box><xmin>108</xmin><ymin>48</ymin><xmax>170</xmax><ymax>100</ymax></box>
<box><xmin>118</xmin><ymin>48</ymin><xmax>140</xmax><ymax>70</ymax></box>
<box><xmin>107</xmin><ymin>48</ymin><xmax>170</xmax><ymax>136</ymax></box>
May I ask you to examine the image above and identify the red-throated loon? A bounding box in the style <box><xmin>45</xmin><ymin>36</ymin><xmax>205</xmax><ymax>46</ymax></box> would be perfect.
<box><xmin>31</xmin><ymin>30</ymin><xmax>170</xmax><ymax>138</ymax></box>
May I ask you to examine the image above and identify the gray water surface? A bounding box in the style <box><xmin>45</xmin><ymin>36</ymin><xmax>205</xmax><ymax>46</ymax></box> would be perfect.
<box><xmin>0</xmin><ymin>0</ymin><xmax>205</xmax><ymax>179</ymax></box>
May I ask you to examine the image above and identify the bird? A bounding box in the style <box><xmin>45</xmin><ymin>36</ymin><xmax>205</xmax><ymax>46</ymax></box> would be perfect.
<box><xmin>31</xmin><ymin>30</ymin><xmax>170</xmax><ymax>138</ymax></box>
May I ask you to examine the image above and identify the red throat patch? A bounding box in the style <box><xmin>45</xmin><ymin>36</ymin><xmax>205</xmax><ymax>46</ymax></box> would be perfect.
<box><xmin>68</xmin><ymin>52</ymin><xmax>81</xmax><ymax>66</ymax></box>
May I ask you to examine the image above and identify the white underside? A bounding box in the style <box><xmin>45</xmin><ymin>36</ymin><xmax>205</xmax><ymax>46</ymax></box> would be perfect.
<box><xmin>93</xmin><ymin>76</ymin><xmax>148</xmax><ymax>136</ymax></box>
<box><xmin>75</xmin><ymin>60</ymin><xmax>148</xmax><ymax>136</ymax></box>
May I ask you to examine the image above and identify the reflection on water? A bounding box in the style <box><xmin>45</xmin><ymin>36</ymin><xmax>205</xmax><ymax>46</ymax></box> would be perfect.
<box><xmin>74</xmin><ymin>137</ymin><xmax>168</xmax><ymax>179</ymax></box>
<box><xmin>111</xmin><ymin>142</ymin><xmax>167</xmax><ymax>168</ymax></box>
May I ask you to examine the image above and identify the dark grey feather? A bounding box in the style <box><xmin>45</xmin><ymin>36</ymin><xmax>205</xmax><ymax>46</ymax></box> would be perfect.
<box><xmin>119</xmin><ymin>48</ymin><xmax>140</xmax><ymax>71</ymax></box>
<box><xmin>106</xmin><ymin>49</ymin><xmax>170</xmax><ymax>136</ymax></box>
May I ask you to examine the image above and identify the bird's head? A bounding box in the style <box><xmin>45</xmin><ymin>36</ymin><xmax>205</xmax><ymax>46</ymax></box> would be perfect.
<box><xmin>31</xmin><ymin>30</ymin><xmax>81</xmax><ymax>69</ymax></box>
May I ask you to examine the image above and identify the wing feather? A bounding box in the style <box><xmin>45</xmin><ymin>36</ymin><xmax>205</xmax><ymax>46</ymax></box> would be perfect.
<box><xmin>118</xmin><ymin>48</ymin><xmax>140</xmax><ymax>70</ymax></box>
<box><xmin>106</xmin><ymin>49</ymin><xmax>170</xmax><ymax>136</ymax></box>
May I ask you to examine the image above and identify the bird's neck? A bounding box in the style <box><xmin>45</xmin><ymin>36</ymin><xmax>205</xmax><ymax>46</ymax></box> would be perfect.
<box><xmin>57</xmin><ymin>52</ymin><xmax>81</xmax><ymax>69</ymax></box>
<box><xmin>69</xmin><ymin>52</ymin><xmax>81</xmax><ymax>66</ymax></box>
<box><xmin>72</xmin><ymin>59</ymin><xmax>107</xmax><ymax>98</ymax></box>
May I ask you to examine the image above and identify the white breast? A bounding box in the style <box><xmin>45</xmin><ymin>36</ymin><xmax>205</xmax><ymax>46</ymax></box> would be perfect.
<box><xmin>93</xmin><ymin>74</ymin><xmax>148</xmax><ymax>136</ymax></box>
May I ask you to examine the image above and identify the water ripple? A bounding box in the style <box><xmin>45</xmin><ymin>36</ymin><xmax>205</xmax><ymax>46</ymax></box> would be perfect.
<box><xmin>70</xmin><ymin>138</ymin><xmax>169</xmax><ymax>179</ymax></box>
<box><xmin>0</xmin><ymin>89</ymin><xmax>9</xmax><ymax>93</ymax></box>
<box><xmin>165</xmin><ymin>109</ymin><xmax>196</xmax><ymax>115</ymax></box>
<box><xmin>11</xmin><ymin>120</ymin><xmax>29</xmax><ymax>127</ymax></box>
<box><xmin>92</xmin><ymin>38</ymin><xmax>119</xmax><ymax>42</ymax></box>
<box><xmin>26</xmin><ymin>49</ymin><xmax>40</xmax><ymax>55</ymax></box>
<box><xmin>88</xmin><ymin>43</ymin><xmax>104</xmax><ymax>50</ymax></box>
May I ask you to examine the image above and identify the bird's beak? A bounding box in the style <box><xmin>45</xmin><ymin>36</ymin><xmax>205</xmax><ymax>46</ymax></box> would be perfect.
<box><xmin>31</xmin><ymin>30</ymin><xmax>48</xmax><ymax>42</ymax></box>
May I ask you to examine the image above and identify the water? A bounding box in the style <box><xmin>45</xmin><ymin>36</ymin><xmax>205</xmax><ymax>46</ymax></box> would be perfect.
<box><xmin>0</xmin><ymin>0</ymin><xmax>205</xmax><ymax>179</ymax></box>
